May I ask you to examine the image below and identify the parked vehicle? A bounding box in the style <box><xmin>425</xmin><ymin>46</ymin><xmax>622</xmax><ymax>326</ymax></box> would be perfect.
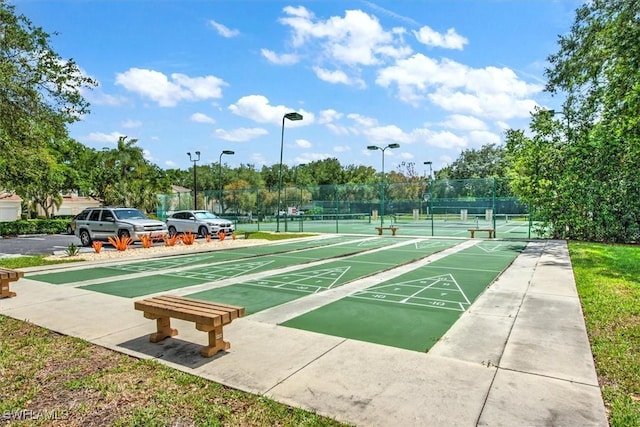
<box><xmin>66</xmin><ymin>209</ymin><xmax>90</xmax><ymax>235</ymax></box>
<box><xmin>165</xmin><ymin>210</ymin><xmax>235</xmax><ymax>238</ymax></box>
<box><xmin>74</xmin><ymin>207</ymin><xmax>168</xmax><ymax>247</ymax></box>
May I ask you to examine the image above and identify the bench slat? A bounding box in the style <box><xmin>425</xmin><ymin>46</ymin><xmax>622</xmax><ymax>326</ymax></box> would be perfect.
<box><xmin>134</xmin><ymin>296</ymin><xmax>244</xmax><ymax>326</ymax></box>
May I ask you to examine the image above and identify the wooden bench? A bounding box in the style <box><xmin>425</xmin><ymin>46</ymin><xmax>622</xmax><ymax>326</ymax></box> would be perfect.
<box><xmin>468</xmin><ymin>228</ymin><xmax>495</xmax><ymax>238</ymax></box>
<box><xmin>375</xmin><ymin>226</ymin><xmax>398</xmax><ymax>236</ymax></box>
<box><xmin>134</xmin><ymin>295</ymin><xmax>245</xmax><ymax>357</ymax></box>
<box><xmin>1</xmin><ymin>268</ymin><xmax>24</xmax><ymax>299</ymax></box>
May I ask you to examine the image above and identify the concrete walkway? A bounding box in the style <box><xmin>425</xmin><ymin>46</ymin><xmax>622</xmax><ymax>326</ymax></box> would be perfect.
<box><xmin>0</xmin><ymin>239</ymin><xmax>608</xmax><ymax>426</ymax></box>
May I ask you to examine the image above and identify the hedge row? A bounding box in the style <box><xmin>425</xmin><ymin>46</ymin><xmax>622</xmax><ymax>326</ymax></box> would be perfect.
<box><xmin>0</xmin><ymin>219</ymin><xmax>69</xmax><ymax>236</ymax></box>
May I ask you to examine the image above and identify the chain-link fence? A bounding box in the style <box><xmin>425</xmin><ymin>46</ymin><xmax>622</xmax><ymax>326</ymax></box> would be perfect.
<box><xmin>157</xmin><ymin>178</ymin><xmax>541</xmax><ymax>239</ymax></box>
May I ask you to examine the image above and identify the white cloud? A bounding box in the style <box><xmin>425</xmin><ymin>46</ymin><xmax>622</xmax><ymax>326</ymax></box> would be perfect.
<box><xmin>294</xmin><ymin>152</ymin><xmax>333</xmax><ymax>164</ymax></box>
<box><xmin>209</xmin><ymin>20</ymin><xmax>240</xmax><ymax>38</ymax></box>
<box><xmin>412</xmin><ymin>129</ymin><xmax>467</xmax><ymax>148</ymax></box>
<box><xmin>318</xmin><ymin>109</ymin><xmax>343</xmax><ymax>124</ymax></box>
<box><xmin>115</xmin><ymin>68</ymin><xmax>227</xmax><ymax>107</ymax></box>
<box><xmin>439</xmin><ymin>115</ymin><xmax>488</xmax><ymax>131</ymax></box>
<box><xmin>333</xmin><ymin>145</ymin><xmax>351</xmax><ymax>153</ymax></box>
<box><xmin>376</xmin><ymin>54</ymin><xmax>543</xmax><ymax>119</ymax></box>
<box><xmin>214</xmin><ymin>127</ymin><xmax>268</xmax><ymax>142</ymax></box>
<box><xmin>228</xmin><ymin>95</ymin><xmax>314</xmax><ymax>125</ymax></box>
<box><xmin>313</xmin><ymin>66</ymin><xmax>366</xmax><ymax>88</ymax></box>
<box><xmin>261</xmin><ymin>49</ymin><xmax>299</xmax><ymax>65</ymax></box>
<box><xmin>121</xmin><ymin>119</ymin><xmax>142</xmax><ymax>128</ymax></box>
<box><xmin>363</xmin><ymin>124</ymin><xmax>413</xmax><ymax>144</ymax></box>
<box><xmin>190</xmin><ymin>113</ymin><xmax>215</xmax><ymax>124</ymax></box>
<box><xmin>467</xmin><ymin>130</ymin><xmax>502</xmax><ymax>146</ymax></box>
<box><xmin>85</xmin><ymin>132</ymin><xmax>125</xmax><ymax>144</ymax></box>
<box><xmin>279</xmin><ymin>6</ymin><xmax>410</xmax><ymax>66</ymax></box>
<box><xmin>295</xmin><ymin>139</ymin><xmax>312</xmax><ymax>148</ymax></box>
<box><xmin>413</xmin><ymin>26</ymin><xmax>468</xmax><ymax>50</ymax></box>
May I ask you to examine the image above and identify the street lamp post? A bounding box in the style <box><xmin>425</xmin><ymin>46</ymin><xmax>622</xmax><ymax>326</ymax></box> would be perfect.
<box><xmin>423</xmin><ymin>161</ymin><xmax>433</xmax><ymax>180</ymax></box>
<box><xmin>367</xmin><ymin>143</ymin><xmax>400</xmax><ymax>226</ymax></box>
<box><xmin>423</xmin><ymin>161</ymin><xmax>432</xmax><ymax>216</ymax></box>
<box><xmin>218</xmin><ymin>150</ymin><xmax>235</xmax><ymax>215</ymax></box>
<box><xmin>277</xmin><ymin>112</ymin><xmax>303</xmax><ymax>232</ymax></box>
<box><xmin>187</xmin><ymin>151</ymin><xmax>201</xmax><ymax>210</ymax></box>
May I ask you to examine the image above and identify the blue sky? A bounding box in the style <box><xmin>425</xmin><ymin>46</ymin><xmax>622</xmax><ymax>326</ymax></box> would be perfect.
<box><xmin>15</xmin><ymin>0</ymin><xmax>580</xmax><ymax>173</ymax></box>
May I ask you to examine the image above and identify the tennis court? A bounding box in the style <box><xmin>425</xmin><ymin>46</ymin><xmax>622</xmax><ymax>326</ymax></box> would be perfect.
<box><xmin>234</xmin><ymin>213</ymin><xmax>537</xmax><ymax>239</ymax></box>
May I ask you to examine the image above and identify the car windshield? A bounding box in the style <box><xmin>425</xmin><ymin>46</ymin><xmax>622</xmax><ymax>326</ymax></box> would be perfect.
<box><xmin>194</xmin><ymin>212</ymin><xmax>218</xmax><ymax>220</ymax></box>
<box><xmin>114</xmin><ymin>209</ymin><xmax>147</xmax><ymax>220</ymax></box>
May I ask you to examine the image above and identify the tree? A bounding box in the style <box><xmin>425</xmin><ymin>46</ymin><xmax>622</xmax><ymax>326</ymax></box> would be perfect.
<box><xmin>437</xmin><ymin>144</ymin><xmax>506</xmax><ymax>180</ymax></box>
<box><xmin>98</xmin><ymin>136</ymin><xmax>171</xmax><ymax>212</ymax></box>
<box><xmin>0</xmin><ymin>2</ymin><xmax>96</xmax><ymax>194</ymax></box>
<box><xmin>506</xmin><ymin>0</ymin><xmax>640</xmax><ymax>242</ymax></box>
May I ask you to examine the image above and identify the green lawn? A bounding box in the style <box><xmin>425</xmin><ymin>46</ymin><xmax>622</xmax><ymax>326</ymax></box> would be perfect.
<box><xmin>569</xmin><ymin>242</ymin><xmax>640</xmax><ymax>426</ymax></box>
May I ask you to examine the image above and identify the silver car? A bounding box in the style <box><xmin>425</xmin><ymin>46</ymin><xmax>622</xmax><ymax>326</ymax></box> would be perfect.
<box><xmin>165</xmin><ymin>210</ymin><xmax>235</xmax><ymax>238</ymax></box>
<box><xmin>75</xmin><ymin>207</ymin><xmax>168</xmax><ymax>247</ymax></box>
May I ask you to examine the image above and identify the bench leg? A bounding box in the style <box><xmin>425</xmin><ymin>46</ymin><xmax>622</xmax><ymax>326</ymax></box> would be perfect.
<box><xmin>1</xmin><ymin>282</ymin><xmax>16</xmax><ymax>299</ymax></box>
<box><xmin>198</xmin><ymin>324</ymin><xmax>230</xmax><ymax>357</ymax></box>
<box><xmin>469</xmin><ymin>230</ymin><xmax>475</xmax><ymax>238</ymax></box>
<box><xmin>489</xmin><ymin>231</ymin><xmax>494</xmax><ymax>238</ymax></box>
<box><xmin>376</xmin><ymin>228</ymin><xmax>382</xmax><ymax>235</ymax></box>
<box><xmin>391</xmin><ymin>228</ymin><xmax>397</xmax><ymax>236</ymax></box>
<box><xmin>149</xmin><ymin>316</ymin><xmax>178</xmax><ymax>343</ymax></box>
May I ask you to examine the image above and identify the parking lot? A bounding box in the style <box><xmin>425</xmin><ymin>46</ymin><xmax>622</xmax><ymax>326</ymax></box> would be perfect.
<box><xmin>0</xmin><ymin>234</ymin><xmax>82</xmax><ymax>257</ymax></box>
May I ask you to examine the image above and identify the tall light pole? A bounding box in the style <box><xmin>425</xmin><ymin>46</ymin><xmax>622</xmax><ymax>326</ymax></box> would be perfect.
<box><xmin>423</xmin><ymin>161</ymin><xmax>433</xmax><ymax>217</ymax></box>
<box><xmin>367</xmin><ymin>143</ymin><xmax>400</xmax><ymax>226</ymax></box>
<box><xmin>277</xmin><ymin>112</ymin><xmax>303</xmax><ymax>232</ymax></box>
<box><xmin>187</xmin><ymin>151</ymin><xmax>200</xmax><ymax>210</ymax></box>
<box><xmin>423</xmin><ymin>161</ymin><xmax>433</xmax><ymax>180</ymax></box>
<box><xmin>218</xmin><ymin>150</ymin><xmax>234</xmax><ymax>215</ymax></box>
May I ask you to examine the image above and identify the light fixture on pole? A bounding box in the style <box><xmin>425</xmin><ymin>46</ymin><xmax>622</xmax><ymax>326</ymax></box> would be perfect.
<box><xmin>367</xmin><ymin>143</ymin><xmax>400</xmax><ymax>226</ymax></box>
<box><xmin>423</xmin><ymin>161</ymin><xmax>433</xmax><ymax>180</ymax></box>
<box><xmin>218</xmin><ymin>150</ymin><xmax>234</xmax><ymax>215</ymax></box>
<box><xmin>187</xmin><ymin>151</ymin><xmax>201</xmax><ymax>210</ymax></box>
<box><xmin>277</xmin><ymin>112</ymin><xmax>303</xmax><ymax>232</ymax></box>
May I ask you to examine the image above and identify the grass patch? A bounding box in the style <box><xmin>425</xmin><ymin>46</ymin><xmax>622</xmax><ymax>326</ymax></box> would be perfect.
<box><xmin>569</xmin><ymin>242</ymin><xmax>640</xmax><ymax>426</ymax></box>
<box><xmin>0</xmin><ymin>255</ymin><xmax>83</xmax><ymax>269</ymax></box>
<box><xmin>0</xmin><ymin>315</ymin><xmax>348</xmax><ymax>426</ymax></box>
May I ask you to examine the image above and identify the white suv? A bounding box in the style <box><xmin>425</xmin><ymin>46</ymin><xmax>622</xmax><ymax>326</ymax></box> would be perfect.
<box><xmin>166</xmin><ymin>210</ymin><xmax>235</xmax><ymax>238</ymax></box>
<box><xmin>75</xmin><ymin>207</ymin><xmax>168</xmax><ymax>247</ymax></box>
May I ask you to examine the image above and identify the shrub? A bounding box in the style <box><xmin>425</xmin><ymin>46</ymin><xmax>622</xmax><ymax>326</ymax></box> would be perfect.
<box><xmin>65</xmin><ymin>243</ymin><xmax>80</xmax><ymax>257</ymax></box>
<box><xmin>181</xmin><ymin>231</ymin><xmax>195</xmax><ymax>245</ymax></box>
<box><xmin>163</xmin><ymin>234</ymin><xmax>179</xmax><ymax>247</ymax></box>
<box><xmin>91</xmin><ymin>241</ymin><xmax>103</xmax><ymax>253</ymax></box>
<box><xmin>108</xmin><ymin>236</ymin><xmax>133</xmax><ymax>251</ymax></box>
<box><xmin>139</xmin><ymin>234</ymin><xmax>154</xmax><ymax>248</ymax></box>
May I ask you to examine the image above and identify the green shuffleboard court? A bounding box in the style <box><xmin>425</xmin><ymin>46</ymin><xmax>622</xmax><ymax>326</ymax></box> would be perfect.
<box><xmin>282</xmin><ymin>241</ymin><xmax>528</xmax><ymax>352</ymax></box>
<box><xmin>75</xmin><ymin>236</ymin><xmax>408</xmax><ymax>297</ymax></box>
<box><xmin>186</xmin><ymin>239</ymin><xmax>458</xmax><ymax>314</ymax></box>
<box><xmin>27</xmin><ymin>235</ymin><xmax>364</xmax><ymax>285</ymax></box>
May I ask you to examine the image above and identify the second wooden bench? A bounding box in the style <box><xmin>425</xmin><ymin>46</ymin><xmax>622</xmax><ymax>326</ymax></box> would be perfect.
<box><xmin>468</xmin><ymin>228</ymin><xmax>495</xmax><ymax>238</ymax></box>
<box><xmin>1</xmin><ymin>267</ymin><xmax>24</xmax><ymax>299</ymax></box>
<box><xmin>134</xmin><ymin>295</ymin><xmax>245</xmax><ymax>357</ymax></box>
<box><xmin>375</xmin><ymin>226</ymin><xmax>399</xmax><ymax>236</ymax></box>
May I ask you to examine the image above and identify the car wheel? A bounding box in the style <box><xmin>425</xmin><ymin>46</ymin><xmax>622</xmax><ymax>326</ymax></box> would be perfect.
<box><xmin>79</xmin><ymin>229</ymin><xmax>92</xmax><ymax>247</ymax></box>
<box><xmin>168</xmin><ymin>226</ymin><xmax>177</xmax><ymax>237</ymax></box>
<box><xmin>118</xmin><ymin>229</ymin><xmax>131</xmax><ymax>239</ymax></box>
<box><xmin>66</xmin><ymin>224</ymin><xmax>73</xmax><ymax>235</ymax></box>
<box><xmin>198</xmin><ymin>226</ymin><xmax>209</xmax><ymax>238</ymax></box>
